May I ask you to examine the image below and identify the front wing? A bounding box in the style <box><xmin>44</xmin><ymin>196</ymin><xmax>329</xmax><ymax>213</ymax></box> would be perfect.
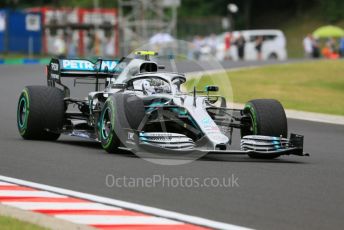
<box><xmin>120</xmin><ymin>133</ymin><xmax>308</xmax><ymax>157</ymax></box>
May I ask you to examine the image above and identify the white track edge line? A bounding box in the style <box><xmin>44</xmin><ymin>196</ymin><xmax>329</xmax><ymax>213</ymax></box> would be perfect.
<box><xmin>0</xmin><ymin>175</ymin><xmax>253</xmax><ymax>230</ymax></box>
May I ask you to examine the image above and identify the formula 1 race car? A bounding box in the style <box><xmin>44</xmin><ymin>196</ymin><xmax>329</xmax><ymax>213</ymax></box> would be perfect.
<box><xmin>17</xmin><ymin>51</ymin><xmax>307</xmax><ymax>159</ymax></box>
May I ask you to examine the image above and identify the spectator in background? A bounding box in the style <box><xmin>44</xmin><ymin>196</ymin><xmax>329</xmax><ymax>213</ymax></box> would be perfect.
<box><xmin>66</xmin><ymin>34</ymin><xmax>77</xmax><ymax>58</ymax></box>
<box><xmin>327</xmin><ymin>37</ymin><xmax>337</xmax><ymax>53</ymax></box>
<box><xmin>86</xmin><ymin>31</ymin><xmax>95</xmax><ymax>56</ymax></box>
<box><xmin>303</xmin><ymin>34</ymin><xmax>313</xmax><ymax>58</ymax></box>
<box><xmin>255</xmin><ymin>36</ymin><xmax>263</xmax><ymax>60</ymax></box>
<box><xmin>312</xmin><ymin>38</ymin><xmax>320</xmax><ymax>58</ymax></box>
<box><xmin>339</xmin><ymin>37</ymin><xmax>344</xmax><ymax>58</ymax></box>
<box><xmin>235</xmin><ymin>33</ymin><xmax>246</xmax><ymax>60</ymax></box>
<box><xmin>53</xmin><ymin>34</ymin><xmax>66</xmax><ymax>58</ymax></box>
<box><xmin>322</xmin><ymin>38</ymin><xmax>339</xmax><ymax>59</ymax></box>
<box><xmin>207</xmin><ymin>33</ymin><xmax>217</xmax><ymax>57</ymax></box>
<box><xmin>224</xmin><ymin>32</ymin><xmax>232</xmax><ymax>60</ymax></box>
<box><xmin>192</xmin><ymin>35</ymin><xmax>203</xmax><ymax>60</ymax></box>
<box><xmin>104</xmin><ymin>36</ymin><xmax>115</xmax><ymax>58</ymax></box>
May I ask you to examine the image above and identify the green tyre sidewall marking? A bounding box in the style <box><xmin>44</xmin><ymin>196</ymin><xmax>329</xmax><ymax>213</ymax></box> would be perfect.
<box><xmin>100</xmin><ymin>100</ymin><xmax>116</xmax><ymax>150</ymax></box>
<box><xmin>17</xmin><ymin>89</ymin><xmax>30</xmax><ymax>136</ymax></box>
<box><xmin>244</xmin><ymin>103</ymin><xmax>258</xmax><ymax>135</ymax></box>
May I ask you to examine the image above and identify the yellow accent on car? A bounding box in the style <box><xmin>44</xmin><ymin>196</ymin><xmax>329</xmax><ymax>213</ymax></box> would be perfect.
<box><xmin>134</xmin><ymin>51</ymin><xmax>158</xmax><ymax>56</ymax></box>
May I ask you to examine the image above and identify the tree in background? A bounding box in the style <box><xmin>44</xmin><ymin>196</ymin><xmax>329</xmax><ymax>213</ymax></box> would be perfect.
<box><xmin>319</xmin><ymin>0</ymin><xmax>344</xmax><ymax>23</ymax></box>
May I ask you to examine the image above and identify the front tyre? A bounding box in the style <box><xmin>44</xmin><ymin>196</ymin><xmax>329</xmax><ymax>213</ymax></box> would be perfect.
<box><xmin>241</xmin><ymin>99</ymin><xmax>288</xmax><ymax>159</ymax></box>
<box><xmin>17</xmin><ymin>86</ymin><xmax>64</xmax><ymax>140</ymax></box>
<box><xmin>99</xmin><ymin>98</ymin><xmax>120</xmax><ymax>153</ymax></box>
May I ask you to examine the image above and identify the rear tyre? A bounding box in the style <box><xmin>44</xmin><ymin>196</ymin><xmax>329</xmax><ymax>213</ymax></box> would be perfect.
<box><xmin>17</xmin><ymin>86</ymin><xmax>65</xmax><ymax>140</ymax></box>
<box><xmin>241</xmin><ymin>99</ymin><xmax>288</xmax><ymax>159</ymax></box>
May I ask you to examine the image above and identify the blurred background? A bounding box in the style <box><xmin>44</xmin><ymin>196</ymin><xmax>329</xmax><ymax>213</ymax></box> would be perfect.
<box><xmin>0</xmin><ymin>0</ymin><xmax>344</xmax><ymax>61</ymax></box>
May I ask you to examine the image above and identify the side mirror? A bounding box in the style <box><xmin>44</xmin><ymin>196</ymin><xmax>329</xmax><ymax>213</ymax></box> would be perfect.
<box><xmin>205</xmin><ymin>85</ymin><xmax>219</xmax><ymax>92</ymax></box>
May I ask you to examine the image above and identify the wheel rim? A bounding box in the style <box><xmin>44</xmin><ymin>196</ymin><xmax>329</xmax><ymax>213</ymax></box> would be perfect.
<box><xmin>18</xmin><ymin>97</ymin><xmax>27</xmax><ymax>128</ymax></box>
<box><xmin>101</xmin><ymin>107</ymin><xmax>112</xmax><ymax>140</ymax></box>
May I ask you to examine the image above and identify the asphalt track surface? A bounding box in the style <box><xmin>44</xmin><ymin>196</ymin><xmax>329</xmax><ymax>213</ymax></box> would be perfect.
<box><xmin>0</xmin><ymin>61</ymin><xmax>344</xmax><ymax>230</ymax></box>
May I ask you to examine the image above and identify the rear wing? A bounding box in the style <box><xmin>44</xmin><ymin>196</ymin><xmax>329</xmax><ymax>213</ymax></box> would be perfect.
<box><xmin>47</xmin><ymin>58</ymin><xmax>122</xmax><ymax>96</ymax></box>
<box><xmin>47</xmin><ymin>58</ymin><xmax>120</xmax><ymax>84</ymax></box>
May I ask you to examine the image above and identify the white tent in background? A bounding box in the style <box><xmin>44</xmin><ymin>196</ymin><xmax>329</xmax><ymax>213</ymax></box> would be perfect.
<box><xmin>149</xmin><ymin>33</ymin><xmax>174</xmax><ymax>45</ymax></box>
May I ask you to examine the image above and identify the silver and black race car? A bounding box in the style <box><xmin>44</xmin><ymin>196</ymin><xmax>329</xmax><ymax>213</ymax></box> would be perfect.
<box><xmin>17</xmin><ymin>51</ymin><xmax>307</xmax><ymax>159</ymax></box>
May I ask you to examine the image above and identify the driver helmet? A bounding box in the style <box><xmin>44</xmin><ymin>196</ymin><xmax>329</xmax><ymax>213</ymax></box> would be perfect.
<box><xmin>142</xmin><ymin>79</ymin><xmax>156</xmax><ymax>95</ymax></box>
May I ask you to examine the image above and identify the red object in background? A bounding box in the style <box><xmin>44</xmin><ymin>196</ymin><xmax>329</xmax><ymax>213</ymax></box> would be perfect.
<box><xmin>26</xmin><ymin>7</ymin><xmax>119</xmax><ymax>57</ymax></box>
<box><xmin>321</xmin><ymin>47</ymin><xmax>340</xmax><ymax>59</ymax></box>
<box><xmin>224</xmin><ymin>32</ymin><xmax>231</xmax><ymax>50</ymax></box>
<box><xmin>80</xmin><ymin>8</ymin><xmax>119</xmax><ymax>57</ymax></box>
<box><xmin>78</xmin><ymin>8</ymin><xmax>84</xmax><ymax>57</ymax></box>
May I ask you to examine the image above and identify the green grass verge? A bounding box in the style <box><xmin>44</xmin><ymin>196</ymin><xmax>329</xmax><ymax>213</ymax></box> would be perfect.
<box><xmin>0</xmin><ymin>215</ymin><xmax>47</xmax><ymax>230</ymax></box>
<box><xmin>185</xmin><ymin>60</ymin><xmax>344</xmax><ymax>116</ymax></box>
